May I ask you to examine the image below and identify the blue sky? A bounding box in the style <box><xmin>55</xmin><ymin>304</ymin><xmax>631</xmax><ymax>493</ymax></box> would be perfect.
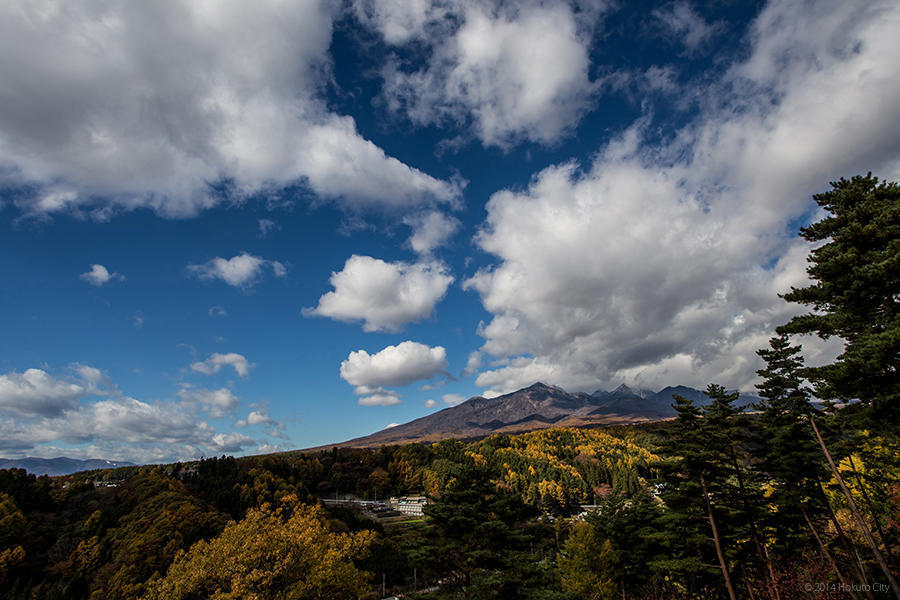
<box><xmin>2</xmin><ymin>0</ymin><xmax>899</xmax><ymax>463</ymax></box>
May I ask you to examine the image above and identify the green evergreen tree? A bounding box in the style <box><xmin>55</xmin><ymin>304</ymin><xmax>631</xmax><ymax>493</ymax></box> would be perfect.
<box><xmin>654</xmin><ymin>393</ymin><xmax>738</xmax><ymax>600</ymax></box>
<box><xmin>754</xmin><ymin>335</ymin><xmax>828</xmax><ymax>546</ymax></box>
<box><xmin>776</xmin><ymin>174</ymin><xmax>900</xmax><ymax>597</ymax></box>
<box><xmin>754</xmin><ymin>334</ymin><xmax>860</xmax><ymax>592</ymax></box>
<box><xmin>412</xmin><ymin>466</ymin><xmax>534</xmax><ymax>598</ymax></box>
<box><xmin>778</xmin><ymin>174</ymin><xmax>899</xmax><ymax>423</ymax></box>
<box><xmin>585</xmin><ymin>490</ymin><xmax>664</xmax><ymax>595</ymax></box>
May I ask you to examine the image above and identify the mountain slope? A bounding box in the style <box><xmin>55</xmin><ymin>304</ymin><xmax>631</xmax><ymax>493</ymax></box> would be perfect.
<box><xmin>331</xmin><ymin>382</ymin><xmax>759</xmax><ymax>448</ymax></box>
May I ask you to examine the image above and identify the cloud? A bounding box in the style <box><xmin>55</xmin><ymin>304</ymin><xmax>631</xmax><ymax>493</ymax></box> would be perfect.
<box><xmin>191</xmin><ymin>352</ymin><xmax>253</xmax><ymax>378</ymax></box>
<box><xmin>404</xmin><ymin>211</ymin><xmax>461</xmax><ymax>255</ymax></box>
<box><xmin>341</xmin><ymin>341</ymin><xmax>448</xmax><ymax>388</ymax></box>
<box><xmin>304</xmin><ymin>255</ymin><xmax>453</xmax><ymax>332</ymax></box>
<box><xmin>71</xmin><ymin>364</ymin><xmax>106</xmax><ymax>390</ymax></box>
<box><xmin>254</xmin><ymin>442</ymin><xmax>294</xmax><ymax>455</ymax></box>
<box><xmin>0</xmin><ymin>364</ymin><xmax>263</xmax><ymax>463</ymax></box>
<box><xmin>0</xmin><ymin>0</ymin><xmax>459</xmax><ymax>221</ymax></box>
<box><xmin>461</xmin><ymin>351</ymin><xmax>483</xmax><ymax>377</ymax></box>
<box><xmin>652</xmin><ymin>2</ymin><xmax>724</xmax><ymax>54</ymax></box>
<box><xmin>258</xmin><ymin>218</ymin><xmax>279</xmax><ymax>237</ymax></box>
<box><xmin>245</xmin><ymin>410</ymin><xmax>273</xmax><ymax>426</ymax></box>
<box><xmin>0</xmin><ymin>395</ymin><xmax>219</xmax><ymax>456</ymax></box>
<box><xmin>188</xmin><ymin>252</ymin><xmax>286</xmax><ymax>288</ymax></box>
<box><xmin>208</xmin><ymin>305</ymin><xmax>228</xmax><ymax>317</ymax></box>
<box><xmin>465</xmin><ymin>0</ymin><xmax>900</xmax><ymax>395</ymax></box>
<box><xmin>376</xmin><ymin>0</ymin><xmax>602</xmax><ymax>147</ymax></box>
<box><xmin>209</xmin><ymin>432</ymin><xmax>256</xmax><ymax>453</ymax></box>
<box><xmin>88</xmin><ymin>396</ymin><xmax>212</xmax><ymax>446</ymax></box>
<box><xmin>352</xmin><ymin>0</ymin><xmax>448</xmax><ymax>44</ymax></box>
<box><xmin>358</xmin><ymin>392</ymin><xmax>402</xmax><ymax>406</ymax></box>
<box><xmin>0</xmin><ymin>368</ymin><xmax>88</xmax><ymax>417</ymax></box>
<box><xmin>234</xmin><ymin>408</ymin><xmax>288</xmax><ymax>439</ymax></box>
<box><xmin>79</xmin><ymin>264</ymin><xmax>124</xmax><ymax>287</ymax></box>
<box><xmin>442</xmin><ymin>393</ymin><xmax>466</xmax><ymax>406</ymax></box>
<box><xmin>177</xmin><ymin>385</ymin><xmax>240</xmax><ymax>417</ymax></box>
<box><xmin>424</xmin><ymin>399</ymin><xmax>438</xmax><ymax>408</ymax></box>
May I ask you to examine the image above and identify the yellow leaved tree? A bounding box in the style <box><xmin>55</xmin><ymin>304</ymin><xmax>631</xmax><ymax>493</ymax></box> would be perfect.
<box><xmin>557</xmin><ymin>521</ymin><xmax>617</xmax><ymax>600</ymax></box>
<box><xmin>143</xmin><ymin>495</ymin><xmax>375</xmax><ymax>600</ymax></box>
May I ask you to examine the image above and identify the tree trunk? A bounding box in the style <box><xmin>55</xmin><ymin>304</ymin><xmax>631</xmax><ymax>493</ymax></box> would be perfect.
<box><xmin>802</xmin><ymin>505</ymin><xmax>857</xmax><ymax>599</ymax></box>
<box><xmin>700</xmin><ymin>473</ymin><xmax>738</xmax><ymax>600</ymax></box>
<box><xmin>808</xmin><ymin>414</ymin><xmax>900</xmax><ymax>599</ymax></box>
<box><xmin>847</xmin><ymin>454</ymin><xmax>896</xmax><ymax>566</ymax></box>
<box><xmin>728</xmin><ymin>445</ymin><xmax>781</xmax><ymax>600</ymax></box>
<box><xmin>739</xmin><ymin>560</ymin><xmax>757</xmax><ymax>600</ymax></box>
<box><xmin>759</xmin><ymin>534</ymin><xmax>781</xmax><ymax>600</ymax></box>
<box><xmin>816</xmin><ymin>479</ymin><xmax>875</xmax><ymax>600</ymax></box>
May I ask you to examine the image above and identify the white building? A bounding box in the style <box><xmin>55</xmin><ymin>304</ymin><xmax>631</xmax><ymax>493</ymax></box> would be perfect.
<box><xmin>389</xmin><ymin>495</ymin><xmax>427</xmax><ymax>516</ymax></box>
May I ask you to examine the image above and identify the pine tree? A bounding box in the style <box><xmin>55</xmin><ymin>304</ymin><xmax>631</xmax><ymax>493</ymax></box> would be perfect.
<box><xmin>412</xmin><ymin>466</ymin><xmax>533</xmax><ymax>598</ymax></box>
<box><xmin>655</xmin><ymin>393</ymin><xmax>738</xmax><ymax>600</ymax></box>
<box><xmin>778</xmin><ymin>174</ymin><xmax>899</xmax><ymax>422</ymax></box>
<box><xmin>701</xmin><ymin>385</ymin><xmax>780</xmax><ymax>600</ymax></box>
<box><xmin>776</xmin><ymin>174</ymin><xmax>900</xmax><ymax>597</ymax></box>
<box><xmin>754</xmin><ymin>335</ymin><xmax>856</xmax><ymax>591</ymax></box>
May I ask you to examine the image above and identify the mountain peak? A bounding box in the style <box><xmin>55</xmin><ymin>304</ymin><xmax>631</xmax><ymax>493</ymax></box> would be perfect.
<box><xmin>525</xmin><ymin>382</ymin><xmax>553</xmax><ymax>391</ymax></box>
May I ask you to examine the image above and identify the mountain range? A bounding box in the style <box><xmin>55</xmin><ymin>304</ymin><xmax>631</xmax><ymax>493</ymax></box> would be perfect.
<box><xmin>0</xmin><ymin>457</ymin><xmax>135</xmax><ymax>476</ymax></box>
<box><xmin>333</xmin><ymin>382</ymin><xmax>758</xmax><ymax>448</ymax></box>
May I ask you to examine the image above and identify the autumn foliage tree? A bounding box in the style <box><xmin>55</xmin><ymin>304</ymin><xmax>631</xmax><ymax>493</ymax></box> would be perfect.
<box><xmin>143</xmin><ymin>496</ymin><xmax>375</xmax><ymax>600</ymax></box>
<box><xmin>557</xmin><ymin>521</ymin><xmax>616</xmax><ymax>600</ymax></box>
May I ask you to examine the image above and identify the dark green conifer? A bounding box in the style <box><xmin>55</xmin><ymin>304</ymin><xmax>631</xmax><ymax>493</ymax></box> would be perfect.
<box><xmin>778</xmin><ymin>174</ymin><xmax>900</xmax><ymax>423</ymax></box>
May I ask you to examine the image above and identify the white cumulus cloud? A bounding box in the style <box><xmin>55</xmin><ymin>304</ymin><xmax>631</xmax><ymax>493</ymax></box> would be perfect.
<box><xmin>442</xmin><ymin>393</ymin><xmax>466</xmax><ymax>406</ymax></box>
<box><xmin>191</xmin><ymin>352</ymin><xmax>253</xmax><ymax>378</ymax></box>
<box><xmin>377</xmin><ymin>0</ymin><xmax>602</xmax><ymax>147</ymax></box>
<box><xmin>0</xmin><ymin>362</ymin><xmax>270</xmax><ymax>463</ymax></box>
<box><xmin>177</xmin><ymin>385</ymin><xmax>240</xmax><ymax>417</ymax></box>
<box><xmin>79</xmin><ymin>264</ymin><xmax>124</xmax><ymax>286</ymax></box>
<box><xmin>305</xmin><ymin>255</ymin><xmax>453</xmax><ymax>332</ymax></box>
<box><xmin>465</xmin><ymin>0</ymin><xmax>900</xmax><ymax>395</ymax></box>
<box><xmin>404</xmin><ymin>210</ymin><xmax>461</xmax><ymax>255</ymax></box>
<box><xmin>0</xmin><ymin>368</ymin><xmax>87</xmax><ymax>417</ymax></box>
<box><xmin>341</xmin><ymin>341</ymin><xmax>448</xmax><ymax>388</ymax></box>
<box><xmin>188</xmin><ymin>252</ymin><xmax>286</xmax><ymax>288</ymax></box>
<box><xmin>0</xmin><ymin>0</ymin><xmax>459</xmax><ymax>220</ymax></box>
<box><xmin>358</xmin><ymin>392</ymin><xmax>402</xmax><ymax>406</ymax></box>
<box><xmin>210</xmin><ymin>432</ymin><xmax>256</xmax><ymax>453</ymax></box>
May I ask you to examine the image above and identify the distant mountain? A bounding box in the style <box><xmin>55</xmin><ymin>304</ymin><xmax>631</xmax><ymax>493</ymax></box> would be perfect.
<box><xmin>0</xmin><ymin>457</ymin><xmax>135</xmax><ymax>476</ymax></box>
<box><xmin>329</xmin><ymin>382</ymin><xmax>759</xmax><ymax>448</ymax></box>
<box><xmin>589</xmin><ymin>384</ymin><xmax>724</xmax><ymax>419</ymax></box>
